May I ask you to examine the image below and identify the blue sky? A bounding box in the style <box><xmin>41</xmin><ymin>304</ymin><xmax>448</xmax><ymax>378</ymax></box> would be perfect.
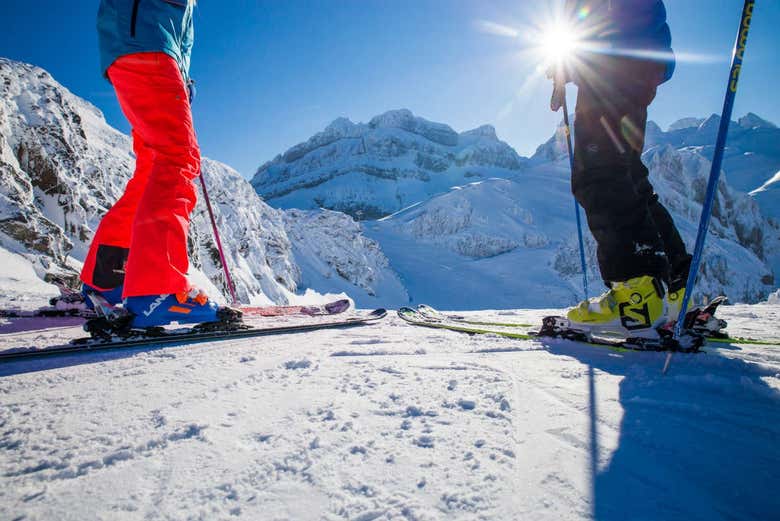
<box><xmin>1</xmin><ymin>1</ymin><xmax>778</xmax><ymax>177</ymax></box>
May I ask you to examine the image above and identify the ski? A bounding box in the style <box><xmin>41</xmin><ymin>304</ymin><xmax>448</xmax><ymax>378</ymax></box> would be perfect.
<box><xmin>0</xmin><ymin>278</ymin><xmax>94</xmax><ymax>318</ymax></box>
<box><xmin>0</xmin><ymin>298</ymin><xmax>351</xmax><ymax>321</ymax></box>
<box><xmin>240</xmin><ymin>299</ymin><xmax>351</xmax><ymax>317</ymax></box>
<box><xmin>0</xmin><ymin>306</ymin><xmax>95</xmax><ymax>319</ymax></box>
<box><xmin>535</xmin><ymin>315</ymin><xmax>704</xmax><ymax>353</ymax></box>
<box><xmin>398</xmin><ymin>307</ymin><xmax>703</xmax><ymax>352</ymax></box>
<box><xmin>398</xmin><ymin>307</ymin><xmax>535</xmax><ymax>340</ymax></box>
<box><xmin>419</xmin><ymin>297</ymin><xmax>734</xmax><ymax>339</ymax></box>
<box><xmin>415</xmin><ymin>304</ymin><xmax>533</xmax><ymax>328</ymax></box>
<box><xmin>705</xmin><ymin>336</ymin><xmax>780</xmax><ymax>346</ymax></box>
<box><xmin>0</xmin><ymin>308</ymin><xmax>387</xmax><ymax>361</ymax></box>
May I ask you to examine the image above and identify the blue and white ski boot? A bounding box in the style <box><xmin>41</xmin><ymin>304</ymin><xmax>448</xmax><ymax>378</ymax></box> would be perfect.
<box><xmin>124</xmin><ymin>288</ymin><xmax>240</xmax><ymax>328</ymax></box>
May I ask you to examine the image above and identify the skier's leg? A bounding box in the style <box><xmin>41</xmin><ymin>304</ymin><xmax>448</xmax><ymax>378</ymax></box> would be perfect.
<box><xmin>629</xmin><ymin>153</ymin><xmax>692</xmax><ymax>292</ymax></box>
<box><xmin>105</xmin><ymin>53</ymin><xmax>200</xmax><ymax>299</ymax></box>
<box><xmin>621</xmin><ymin>59</ymin><xmax>694</xmax><ymax>301</ymax></box>
<box><xmin>80</xmin><ymin>130</ymin><xmax>154</xmax><ymax>294</ymax></box>
<box><xmin>571</xmin><ymin>85</ymin><xmax>669</xmax><ymax>284</ymax></box>
<box><xmin>565</xmin><ymin>58</ymin><xmax>670</xmax><ymax>335</ymax></box>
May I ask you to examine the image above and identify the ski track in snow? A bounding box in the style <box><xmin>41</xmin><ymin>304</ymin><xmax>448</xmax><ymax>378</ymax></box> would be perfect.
<box><xmin>0</xmin><ymin>307</ymin><xmax>778</xmax><ymax>520</ymax></box>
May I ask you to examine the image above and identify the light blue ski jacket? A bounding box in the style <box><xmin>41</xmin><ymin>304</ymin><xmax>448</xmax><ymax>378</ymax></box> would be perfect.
<box><xmin>97</xmin><ymin>0</ymin><xmax>194</xmax><ymax>82</ymax></box>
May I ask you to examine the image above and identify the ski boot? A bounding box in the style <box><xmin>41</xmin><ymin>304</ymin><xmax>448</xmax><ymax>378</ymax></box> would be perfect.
<box><xmin>538</xmin><ymin>276</ymin><xmax>704</xmax><ymax>351</ymax></box>
<box><xmin>124</xmin><ymin>288</ymin><xmax>242</xmax><ymax>329</ymax></box>
<box><xmin>565</xmin><ymin>275</ymin><xmax>668</xmax><ymax>341</ymax></box>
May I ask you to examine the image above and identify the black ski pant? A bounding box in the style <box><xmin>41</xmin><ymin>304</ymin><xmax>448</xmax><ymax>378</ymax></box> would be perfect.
<box><xmin>572</xmin><ymin>57</ymin><xmax>691</xmax><ymax>291</ymax></box>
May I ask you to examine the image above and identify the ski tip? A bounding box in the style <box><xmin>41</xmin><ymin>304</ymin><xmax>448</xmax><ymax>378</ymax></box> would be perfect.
<box><xmin>325</xmin><ymin>299</ymin><xmax>352</xmax><ymax>314</ymax></box>
<box><xmin>368</xmin><ymin>308</ymin><xmax>388</xmax><ymax>319</ymax></box>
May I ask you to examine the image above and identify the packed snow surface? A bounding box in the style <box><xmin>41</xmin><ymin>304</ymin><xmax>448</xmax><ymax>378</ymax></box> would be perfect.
<box><xmin>1</xmin><ymin>301</ymin><xmax>778</xmax><ymax>520</ymax></box>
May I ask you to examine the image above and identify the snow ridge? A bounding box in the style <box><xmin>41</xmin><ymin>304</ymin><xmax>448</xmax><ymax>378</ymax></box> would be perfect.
<box><xmin>252</xmin><ymin>109</ymin><xmax>526</xmax><ymax>220</ymax></box>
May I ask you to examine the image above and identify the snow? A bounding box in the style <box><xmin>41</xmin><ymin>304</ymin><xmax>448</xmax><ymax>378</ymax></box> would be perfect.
<box><xmin>0</xmin><ymin>303</ymin><xmax>778</xmax><ymax>520</ymax></box>
<box><xmin>749</xmin><ymin>170</ymin><xmax>780</xmax><ymax>196</ymax></box>
<box><xmin>283</xmin><ymin>209</ymin><xmax>409</xmax><ymax>308</ymax></box>
<box><xmin>364</xmin><ymin>151</ymin><xmax>775</xmax><ymax>308</ymax></box>
<box><xmin>0</xmin><ymin>248</ymin><xmax>59</xmax><ymax>309</ymax></box>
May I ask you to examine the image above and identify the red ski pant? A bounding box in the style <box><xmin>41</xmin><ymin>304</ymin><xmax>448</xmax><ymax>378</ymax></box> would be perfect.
<box><xmin>80</xmin><ymin>52</ymin><xmax>200</xmax><ymax>298</ymax></box>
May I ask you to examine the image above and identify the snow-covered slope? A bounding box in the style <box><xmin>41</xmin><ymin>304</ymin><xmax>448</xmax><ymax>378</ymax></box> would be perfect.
<box><xmin>189</xmin><ymin>159</ymin><xmax>299</xmax><ymax>304</ymax></box>
<box><xmin>283</xmin><ymin>209</ymin><xmax>408</xmax><ymax>308</ymax></box>
<box><xmin>749</xmin><ymin>170</ymin><xmax>780</xmax><ymax>221</ymax></box>
<box><xmin>369</xmin><ymin>155</ymin><xmax>774</xmax><ymax>307</ymax></box>
<box><xmin>1</xmin><ymin>304</ymin><xmax>778</xmax><ymax>520</ymax></box>
<box><xmin>367</xmin><ymin>174</ymin><xmax>591</xmax><ymax>308</ymax></box>
<box><xmin>0</xmin><ymin>58</ymin><xmax>392</xmax><ymax>307</ymax></box>
<box><xmin>252</xmin><ymin>109</ymin><xmax>526</xmax><ymax>219</ymax></box>
<box><xmin>649</xmin><ymin>113</ymin><xmax>780</xmax><ymax>219</ymax></box>
<box><xmin>364</xmin><ymin>120</ymin><xmax>776</xmax><ymax>307</ymax></box>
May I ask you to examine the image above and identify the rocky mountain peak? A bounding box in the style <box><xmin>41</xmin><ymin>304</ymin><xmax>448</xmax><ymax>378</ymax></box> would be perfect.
<box><xmin>738</xmin><ymin>112</ymin><xmax>777</xmax><ymax>130</ymax></box>
<box><xmin>698</xmin><ymin>114</ymin><xmax>722</xmax><ymax>133</ymax></box>
<box><xmin>461</xmin><ymin>125</ymin><xmax>498</xmax><ymax>140</ymax></box>
<box><xmin>252</xmin><ymin>109</ymin><xmax>524</xmax><ymax>220</ymax></box>
<box><xmin>324</xmin><ymin>116</ymin><xmax>360</xmax><ymax>136</ymax></box>
<box><xmin>368</xmin><ymin>109</ymin><xmax>459</xmax><ymax>146</ymax></box>
<box><xmin>667</xmin><ymin>117</ymin><xmax>705</xmax><ymax>132</ymax></box>
<box><xmin>0</xmin><ymin>57</ymin><xmax>401</xmax><ymax>306</ymax></box>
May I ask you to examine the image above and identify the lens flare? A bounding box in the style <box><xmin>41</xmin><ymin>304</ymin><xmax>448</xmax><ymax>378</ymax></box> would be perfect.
<box><xmin>541</xmin><ymin>23</ymin><xmax>579</xmax><ymax>63</ymax></box>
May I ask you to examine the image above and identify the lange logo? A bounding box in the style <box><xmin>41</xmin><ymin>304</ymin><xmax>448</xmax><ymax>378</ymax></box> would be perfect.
<box><xmin>730</xmin><ymin>1</ymin><xmax>754</xmax><ymax>93</ymax></box>
<box><xmin>618</xmin><ymin>302</ymin><xmax>652</xmax><ymax>330</ymax></box>
<box><xmin>143</xmin><ymin>295</ymin><xmax>168</xmax><ymax>317</ymax></box>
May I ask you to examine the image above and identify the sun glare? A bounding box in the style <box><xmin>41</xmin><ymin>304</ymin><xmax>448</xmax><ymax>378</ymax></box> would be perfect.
<box><xmin>541</xmin><ymin>23</ymin><xmax>578</xmax><ymax>63</ymax></box>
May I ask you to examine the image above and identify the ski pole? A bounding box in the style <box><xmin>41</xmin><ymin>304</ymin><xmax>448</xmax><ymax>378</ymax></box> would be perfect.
<box><xmin>561</xmin><ymin>89</ymin><xmax>590</xmax><ymax>300</ymax></box>
<box><xmin>664</xmin><ymin>0</ymin><xmax>755</xmax><ymax>374</ymax></box>
<box><xmin>198</xmin><ymin>170</ymin><xmax>239</xmax><ymax>306</ymax></box>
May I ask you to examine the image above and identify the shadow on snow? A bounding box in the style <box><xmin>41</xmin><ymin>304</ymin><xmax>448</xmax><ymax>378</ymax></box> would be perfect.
<box><xmin>543</xmin><ymin>339</ymin><xmax>780</xmax><ymax>520</ymax></box>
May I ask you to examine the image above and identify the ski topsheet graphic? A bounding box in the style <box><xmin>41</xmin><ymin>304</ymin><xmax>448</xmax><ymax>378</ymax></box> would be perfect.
<box><xmin>0</xmin><ymin>309</ymin><xmax>387</xmax><ymax>361</ymax></box>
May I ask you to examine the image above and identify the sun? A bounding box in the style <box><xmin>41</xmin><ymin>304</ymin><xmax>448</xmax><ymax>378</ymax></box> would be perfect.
<box><xmin>540</xmin><ymin>23</ymin><xmax>579</xmax><ymax>63</ymax></box>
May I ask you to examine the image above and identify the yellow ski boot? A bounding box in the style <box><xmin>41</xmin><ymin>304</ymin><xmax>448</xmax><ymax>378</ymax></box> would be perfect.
<box><xmin>566</xmin><ymin>275</ymin><xmax>668</xmax><ymax>339</ymax></box>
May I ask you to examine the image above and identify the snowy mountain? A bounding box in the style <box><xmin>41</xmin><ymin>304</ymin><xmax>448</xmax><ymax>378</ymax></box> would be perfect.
<box><xmin>251</xmin><ymin>109</ymin><xmax>526</xmax><ymax>220</ymax></box>
<box><xmin>255</xmin><ymin>109</ymin><xmax>777</xmax><ymax>307</ymax></box>
<box><xmin>368</xmin><ymin>149</ymin><xmax>774</xmax><ymax>308</ymax></box>
<box><xmin>648</xmin><ymin>113</ymin><xmax>780</xmax><ymax>220</ymax></box>
<box><xmin>0</xmin><ymin>58</ymin><xmax>393</xmax><ymax>307</ymax></box>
